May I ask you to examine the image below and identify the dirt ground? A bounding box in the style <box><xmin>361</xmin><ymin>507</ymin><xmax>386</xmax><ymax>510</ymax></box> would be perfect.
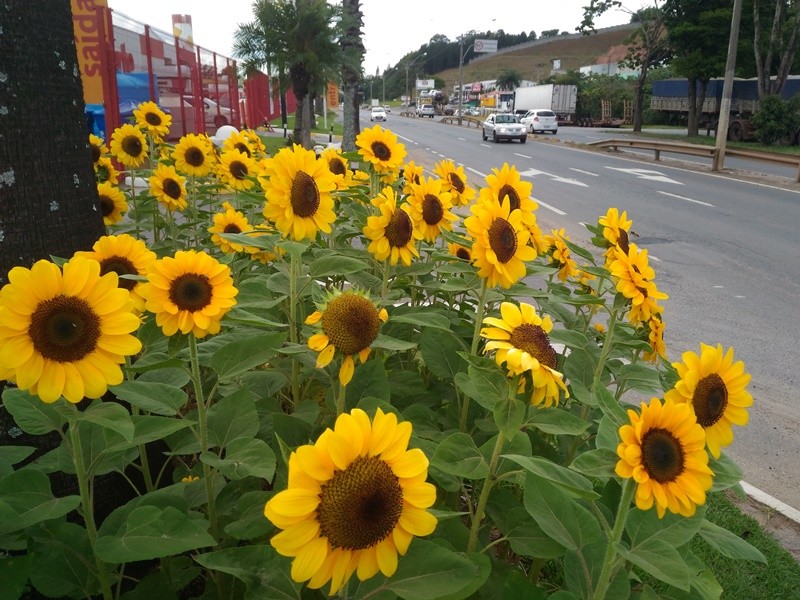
<box><xmin>731</xmin><ymin>493</ymin><xmax>800</xmax><ymax>563</ymax></box>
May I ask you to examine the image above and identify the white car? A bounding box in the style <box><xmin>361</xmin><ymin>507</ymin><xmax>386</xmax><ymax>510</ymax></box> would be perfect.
<box><xmin>520</xmin><ymin>109</ymin><xmax>558</xmax><ymax>134</ymax></box>
<box><xmin>370</xmin><ymin>106</ymin><xmax>387</xmax><ymax>122</ymax></box>
<box><xmin>482</xmin><ymin>113</ymin><xmax>527</xmax><ymax>143</ymax></box>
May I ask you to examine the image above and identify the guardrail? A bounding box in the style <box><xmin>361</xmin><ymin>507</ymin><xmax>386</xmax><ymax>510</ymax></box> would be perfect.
<box><xmin>440</xmin><ymin>115</ymin><xmax>483</xmax><ymax>128</ymax></box>
<box><xmin>587</xmin><ymin>138</ymin><xmax>800</xmax><ymax>182</ymax></box>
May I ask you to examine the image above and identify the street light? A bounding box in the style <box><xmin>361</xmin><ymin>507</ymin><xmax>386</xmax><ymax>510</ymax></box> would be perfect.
<box><xmin>457</xmin><ymin>36</ymin><xmax>474</xmax><ymax>126</ymax></box>
<box><xmin>405</xmin><ymin>55</ymin><xmax>424</xmax><ymax>110</ymax></box>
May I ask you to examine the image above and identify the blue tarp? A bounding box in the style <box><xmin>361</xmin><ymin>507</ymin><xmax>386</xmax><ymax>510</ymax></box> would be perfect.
<box><xmin>85</xmin><ymin>72</ymin><xmax>157</xmax><ymax>138</ymax></box>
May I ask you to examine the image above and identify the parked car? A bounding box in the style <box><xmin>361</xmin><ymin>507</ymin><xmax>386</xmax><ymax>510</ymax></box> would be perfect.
<box><xmin>416</xmin><ymin>104</ymin><xmax>436</xmax><ymax>118</ymax></box>
<box><xmin>482</xmin><ymin>113</ymin><xmax>527</xmax><ymax>143</ymax></box>
<box><xmin>520</xmin><ymin>109</ymin><xmax>558</xmax><ymax>134</ymax></box>
<box><xmin>443</xmin><ymin>105</ymin><xmax>455</xmax><ymax>116</ymax></box>
<box><xmin>370</xmin><ymin>106</ymin><xmax>387</xmax><ymax>122</ymax></box>
<box><xmin>383</xmin><ymin>105</ymin><xmax>392</xmax><ymax>113</ymax></box>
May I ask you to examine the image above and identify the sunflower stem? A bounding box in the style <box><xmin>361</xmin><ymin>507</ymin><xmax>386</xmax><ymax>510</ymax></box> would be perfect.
<box><xmin>189</xmin><ymin>334</ymin><xmax>219</xmax><ymax>540</ymax></box>
<box><xmin>591</xmin><ymin>306</ymin><xmax>619</xmax><ymax>394</ymax></box>
<box><xmin>380</xmin><ymin>259</ymin><xmax>390</xmax><ymax>299</ymax></box>
<box><xmin>68</xmin><ymin>423</ymin><xmax>115</xmax><ymax>600</ymax></box>
<box><xmin>335</xmin><ymin>381</ymin><xmax>346</xmax><ymax>416</ymax></box>
<box><xmin>460</xmin><ymin>279</ymin><xmax>489</xmax><ymax>432</ymax></box>
<box><xmin>592</xmin><ymin>478</ymin><xmax>635</xmax><ymax>600</ymax></box>
<box><xmin>289</xmin><ymin>253</ymin><xmax>301</xmax><ymax>406</ymax></box>
<box><xmin>467</xmin><ymin>430</ymin><xmax>505</xmax><ymax>553</ymax></box>
<box><xmin>129</xmin><ymin>168</ymin><xmax>141</xmax><ymax>240</ymax></box>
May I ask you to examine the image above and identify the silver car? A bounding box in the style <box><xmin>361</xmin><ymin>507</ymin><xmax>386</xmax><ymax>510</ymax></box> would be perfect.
<box><xmin>482</xmin><ymin>113</ymin><xmax>527</xmax><ymax>143</ymax></box>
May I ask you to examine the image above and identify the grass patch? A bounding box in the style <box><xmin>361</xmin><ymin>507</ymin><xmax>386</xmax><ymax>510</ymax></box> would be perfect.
<box><xmin>614</xmin><ymin>128</ymin><xmax>800</xmax><ymax>155</ymax></box>
<box><xmin>269</xmin><ymin>110</ymin><xmax>343</xmax><ymax>137</ymax></box>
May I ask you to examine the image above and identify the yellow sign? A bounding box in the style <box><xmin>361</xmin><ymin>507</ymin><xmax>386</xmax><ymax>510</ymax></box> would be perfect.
<box><xmin>71</xmin><ymin>0</ymin><xmax>108</xmax><ymax>105</ymax></box>
<box><xmin>327</xmin><ymin>82</ymin><xmax>339</xmax><ymax>108</ymax></box>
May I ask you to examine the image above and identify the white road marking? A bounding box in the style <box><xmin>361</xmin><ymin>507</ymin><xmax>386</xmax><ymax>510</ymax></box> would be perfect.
<box><xmin>606</xmin><ymin>167</ymin><xmax>684</xmax><ymax>185</ymax></box>
<box><xmin>650</xmin><ymin>255</ymin><xmax>661</xmax><ymax>262</ymax></box>
<box><xmin>518</xmin><ymin>167</ymin><xmax>588</xmax><ymax>187</ymax></box>
<box><xmin>570</xmin><ymin>168</ymin><xmax>598</xmax><ymax>176</ymax></box>
<box><xmin>467</xmin><ymin>166</ymin><xmax>487</xmax><ymax>178</ymax></box>
<box><xmin>658</xmin><ymin>190</ymin><xmax>715</xmax><ymax>207</ymax></box>
<box><xmin>735</xmin><ymin>295</ymin><xmax>745</xmax><ymax>298</ymax></box>
<box><xmin>480</xmin><ymin>143</ymin><xmax>493</xmax><ymax>149</ymax></box>
<box><xmin>514</xmin><ymin>153</ymin><xmax>533</xmax><ymax>159</ymax></box>
<box><xmin>532</xmin><ymin>196</ymin><xmax>567</xmax><ymax>215</ymax></box>
<box><xmin>741</xmin><ymin>481</ymin><xmax>800</xmax><ymax>525</ymax></box>
<box><xmin>457</xmin><ymin>137</ymin><xmax>467</xmax><ymax>141</ymax></box>
<box><xmin>713</xmin><ymin>285</ymin><xmax>724</xmax><ymax>288</ymax></box>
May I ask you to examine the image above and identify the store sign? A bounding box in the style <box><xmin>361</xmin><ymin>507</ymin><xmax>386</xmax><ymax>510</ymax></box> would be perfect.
<box><xmin>473</xmin><ymin>39</ymin><xmax>497</xmax><ymax>53</ymax></box>
<box><xmin>327</xmin><ymin>82</ymin><xmax>339</xmax><ymax>108</ymax></box>
<box><xmin>416</xmin><ymin>79</ymin><xmax>435</xmax><ymax>90</ymax></box>
<box><xmin>71</xmin><ymin>0</ymin><xmax>109</xmax><ymax>105</ymax></box>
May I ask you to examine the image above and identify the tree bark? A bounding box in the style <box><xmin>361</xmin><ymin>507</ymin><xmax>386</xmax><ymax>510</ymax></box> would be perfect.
<box><xmin>340</xmin><ymin>0</ymin><xmax>365</xmax><ymax>151</ymax></box>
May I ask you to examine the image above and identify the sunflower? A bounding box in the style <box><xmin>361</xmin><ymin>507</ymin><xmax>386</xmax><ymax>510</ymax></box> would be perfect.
<box><xmin>598</xmin><ymin>207</ymin><xmax>632</xmax><ymax>262</ymax></box>
<box><xmin>464</xmin><ymin>197</ymin><xmax>537</xmax><ymax>289</ymax></box>
<box><xmin>88</xmin><ymin>134</ymin><xmax>108</xmax><ymax>164</ymax></box>
<box><xmin>221</xmin><ymin>130</ymin><xmax>257</xmax><ymax>158</ymax></box>
<box><xmin>247</xmin><ymin>223</ymin><xmax>284</xmax><ymax>264</ymax></box>
<box><xmin>320</xmin><ymin>147</ymin><xmax>355</xmax><ymax>190</ymax></box>
<box><xmin>149</xmin><ymin>163</ymin><xmax>188</xmax><ymax>211</ymax></box>
<box><xmin>264</xmin><ymin>408</ymin><xmax>437</xmax><ymax>595</ymax></box>
<box><xmin>355</xmin><ymin>125</ymin><xmax>407</xmax><ymax>175</ymax></box>
<box><xmin>448</xmin><ymin>242</ymin><xmax>472</xmax><ymax>262</ymax></box>
<box><xmin>478</xmin><ymin>163</ymin><xmax>544</xmax><ymax>250</ymax></box>
<box><xmin>608</xmin><ymin>244</ymin><xmax>668</xmax><ymax>324</ymax></box>
<box><xmin>97</xmin><ymin>181</ymin><xmax>128</xmax><ymax>226</ymax></box>
<box><xmin>643</xmin><ymin>316</ymin><xmax>667</xmax><ymax>363</ymax></box>
<box><xmin>433</xmin><ymin>158</ymin><xmax>476</xmax><ymax>206</ymax></box>
<box><xmin>133</xmin><ymin>101</ymin><xmax>172</xmax><ymax>140</ymax></box>
<box><xmin>543</xmin><ymin>228</ymin><xmax>580</xmax><ymax>282</ymax></box>
<box><xmin>363</xmin><ymin>186</ymin><xmax>422</xmax><ymax>267</ymax></box>
<box><xmin>261</xmin><ymin>144</ymin><xmax>337</xmax><ymax>241</ymax></box>
<box><xmin>242</xmin><ymin>129</ymin><xmax>267</xmax><ymax>156</ymax></box>
<box><xmin>616</xmin><ymin>398</ymin><xmax>714</xmax><ymax>518</ymax></box>
<box><xmin>140</xmin><ymin>250</ymin><xmax>238</xmax><ymax>338</ymax></box>
<box><xmin>406</xmin><ymin>176</ymin><xmax>458</xmax><ymax>243</ymax></box>
<box><xmin>0</xmin><ymin>257</ymin><xmax>142</xmax><ymax>403</ymax></box>
<box><xmin>109</xmin><ymin>123</ymin><xmax>147</xmax><ymax>168</ymax></box>
<box><xmin>400</xmin><ymin>160</ymin><xmax>425</xmax><ymax>195</ymax></box>
<box><xmin>664</xmin><ymin>343</ymin><xmax>752</xmax><ymax>459</ymax></box>
<box><xmin>209</xmin><ymin>202</ymin><xmax>254</xmax><ymax>254</ymax></box>
<box><xmin>173</xmin><ymin>133</ymin><xmax>216</xmax><ymax>177</ymax></box>
<box><xmin>74</xmin><ymin>234</ymin><xmax>156</xmax><ymax>313</ymax></box>
<box><xmin>216</xmin><ymin>148</ymin><xmax>257</xmax><ymax>192</ymax></box>
<box><xmin>94</xmin><ymin>156</ymin><xmax>120</xmax><ymax>185</ymax></box>
<box><xmin>481</xmin><ymin>301</ymin><xmax>568</xmax><ymax>407</ymax></box>
<box><xmin>306</xmin><ymin>290</ymin><xmax>388</xmax><ymax>386</ymax></box>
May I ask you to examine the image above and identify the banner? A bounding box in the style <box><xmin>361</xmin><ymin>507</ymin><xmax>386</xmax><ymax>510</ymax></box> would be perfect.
<box><xmin>416</xmin><ymin>79</ymin><xmax>435</xmax><ymax>90</ymax></box>
<box><xmin>71</xmin><ymin>0</ymin><xmax>108</xmax><ymax>105</ymax></box>
<box><xmin>327</xmin><ymin>82</ymin><xmax>339</xmax><ymax>108</ymax></box>
<box><xmin>473</xmin><ymin>39</ymin><xmax>498</xmax><ymax>53</ymax></box>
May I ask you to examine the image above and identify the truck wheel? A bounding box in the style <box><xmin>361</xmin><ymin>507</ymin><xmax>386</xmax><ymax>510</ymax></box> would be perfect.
<box><xmin>728</xmin><ymin>121</ymin><xmax>744</xmax><ymax>142</ymax></box>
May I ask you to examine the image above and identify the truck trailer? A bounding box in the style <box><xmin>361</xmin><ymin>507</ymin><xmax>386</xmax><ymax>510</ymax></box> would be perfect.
<box><xmin>513</xmin><ymin>84</ymin><xmax>577</xmax><ymax>124</ymax></box>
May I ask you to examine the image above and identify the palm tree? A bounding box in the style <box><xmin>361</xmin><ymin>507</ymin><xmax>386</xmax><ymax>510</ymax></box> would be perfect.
<box><xmin>339</xmin><ymin>0</ymin><xmax>365</xmax><ymax>151</ymax></box>
<box><xmin>496</xmin><ymin>68</ymin><xmax>523</xmax><ymax>91</ymax></box>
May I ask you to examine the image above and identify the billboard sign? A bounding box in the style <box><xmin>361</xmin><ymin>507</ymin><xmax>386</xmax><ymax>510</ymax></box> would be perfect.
<box><xmin>416</xmin><ymin>79</ymin><xmax>435</xmax><ymax>90</ymax></box>
<box><xmin>473</xmin><ymin>39</ymin><xmax>498</xmax><ymax>53</ymax></box>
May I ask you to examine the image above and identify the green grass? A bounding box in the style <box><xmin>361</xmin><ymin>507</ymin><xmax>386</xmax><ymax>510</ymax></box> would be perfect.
<box><xmin>268</xmin><ymin>110</ymin><xmax>343</xmax><ymax>137</ymax></box>
<box><xmin>614</xmin><ymin>128</ymin><xmax>800</xmax><ymax>155</ymax></box>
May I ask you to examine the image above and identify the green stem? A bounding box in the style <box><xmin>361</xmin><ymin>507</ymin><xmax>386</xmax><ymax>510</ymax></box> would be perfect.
<box><xmin>591</xmin><ymin>307</ymin><xmax>618</xmax><ymax>393</ymax></box>
<box><xmin>130</xmin><ymin>168</ymin><xmax>140</xmax><ymax>240</ymax></box>
<box><xmin>466</xmin><ymin>430</ymin><xmax>505</xmax><ymax>553</ymax></box>
<box><xmin>460</xmin><ymin>280</ymin><xmax>489</xmax><ymax>432</ymax></box>
<box><xmin>380</xmin><ymin>259</ymin><xmax>390</xmax><ymax>299</ymax></box>
<box><xmin>289</xmin><ymin>253</ymin><xmax>300</xmax><ymax>406</ymax></box>
<box><xmin>189</xmin><ymin>334</ymin><xmax>218</xmax><ymax>539</ymax></box>
<box><xmin>592</xmin><ymin>478</ymin><xmax>635</xmax><ymax>600</ymax></box>
<box><xmin>69</xmin><ymin>424</ymin><xmax>114</xmax><ymax>600</ymax></box>
<box><xmin>335</xmin><ymin>381</ymin><xmax>346</xmax><ymax>416</ymax></box>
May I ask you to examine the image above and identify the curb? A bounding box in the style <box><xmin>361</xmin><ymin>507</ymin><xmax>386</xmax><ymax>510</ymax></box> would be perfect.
<box><xmin>741</xmin><ymin>481</ymin><xmax>800</xmax><ymax>525</ymax></box>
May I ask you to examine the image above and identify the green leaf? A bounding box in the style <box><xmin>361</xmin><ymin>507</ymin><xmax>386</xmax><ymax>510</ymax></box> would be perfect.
<box><xmin>625</xmin><ymin>505</ymin><xmax>706</xmax><ymax>548</ymax></box>
<box><xmin>95</xmin><ymin>505</ymin><xmax>215</xmax><ymax>563</ymax></box>
<box><xmin>0</xmin><ymin>553</ymin><xmax>33</xmax><ymax>600</ymax></box>
<box><xmin>372</xmin><ymin>333</ymin><xmax>417</xmax><ymax>351</ymax></box>
<box><xmin>194</xmin><ymin>545</ymin><xmax>301</xmax><ymax>600</ymax></box>
<box><xmin>549</xmin><ymin>329</ymin><xmax>590</xmax><ymax>349</ymax></box>
<box><xmin>74</xmin><ymin>401</ymin><xmax>134</xmax><ymax>442</ymax></box>
<box><xmin>494</xmin><ymin>397</ymin><xmax>526</xmax><ymax>438</ymax></box>
<box><xmin>596</xmin><ymin>414</ymin><xmax>621</xmax><ymax>452</ymax></box>
<box><xmin>210</xmin><ymin>332</ymin><xmax>286</xmax><ymax>381</ymax></box>
<box><xmin>708</xmin><ymin>453</ymin><xmax>743</xmax><ymax>491</ymax></box>
<box><xmin>504</xmin><ymin>454</ymin><xmax>598</xmax><ymax>499</ymax></box>
<box><xmin>384</xmin><ymin>540</ymin><xmax>487</xmax><ymax>600</ymax></box>
<box><xmin>432</xmin><ymin>432</ymin><xmax>489</xmax><ymax>479</ymax></box>
<box><xmin>129</xmin><ymin>415</ymin><xmax>195</xmax><ymax>446</ymax></box>
<box><xmin>614</xmin><ymin>363</ymin><xmax>663</xmax><ymax>393</ymax></box>
<box><xmin>308</xmin><ymin>253</ymin><xmax>370</xmax><ymax>277</ymax></box>
<box><xmin>434</xmin><ymin>551</ymin><xmax>491</xmax><ymax>600</ymax></box>
<box><xmin>564</xmin><ymin>541</ymin><xmax>606</xmax><ymax>600</ymax></box>
<box><xmin>136</xmin><ymin>367</ymin><xmax>190</xmax><ymax>388</ymax></box>
<box><xmin>523</xmin><ymin>476</ymin><xmax>601</xmax><ymax>551</ymax></box>
<box><xmin>594</xmin><ymin>385</ymin><xmax>628</xmax><ymax>426</ymax></box>
<box><xmin>111</xmin><ymin>380</ymin><xmax>188</xmax><ymax>416</ymax></box>
<box><xmin>392</xmin><ymin>311</ymin><xmax>452</xmax><ymax>331</ymax></box>
<box><xmin>527</xmin><ymin>407</ymin><xmax>590</xmax><ymax>435</ymax></box>
<box><xmin>0</xmin><ymin>470</ymin><xmax>81</xmax><ymax>535</ymax></box>
<box><xmin>569</xmin><ymin>448</ymin><xmax>618</xmax><ymax>479</ymax></box>
<box><xmin>0</xmin><ymin>445</ymin><xmax>36</xmax><ymax>468</ymax></box>
<box><xmin>616</xmin><ymin>537</ymin><xmax>691</xmax><ymax>591</ymax></box>
<box><xmin>28</xmin><ymin>521</ymin><xmax>99</xmax><ymax>599</ymax></box>
<box><xmin>2</xmin><ymin>388</ymin><xmax>68</xmax><ymax>435</ymax></box>
<box><xmin>462</xmin><ymin>364</ymin><xmax>509</xmax><ymax>411</ymax></box>
<box><xmin>501</xmin><ymin>508</ymin><xmax>566</xmax><ymax>558</ymax></box>
<box><xmin>201</xmin><ymin>437</ymin><xmax>276</xmax><ymax>481</ymax></box>
<box><xmin>419</xmin><ymin>328</ymin><xmax>467</xmax><ymax>380</ymax></box>
<box><xmin>207</xmin><ymin>389</ymin><xmax>259</xmax><ymax>449</ymax></box>
<box><xmin>697</xmin><ymin>519</ymin><xmax>766</xmax><ymax>563</ymax></box>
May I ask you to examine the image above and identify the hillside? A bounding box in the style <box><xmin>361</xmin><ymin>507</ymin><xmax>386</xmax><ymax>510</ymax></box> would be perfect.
<box><xmin>435</xmin><ymin>24</ymin><xmax>639</xmax><ymax>90</ymax></box>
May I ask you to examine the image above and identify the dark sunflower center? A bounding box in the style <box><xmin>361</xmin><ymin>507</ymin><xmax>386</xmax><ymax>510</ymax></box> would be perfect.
<box><xmin>329</xmin><ymin>157</ymin><xmax>347</xmax><ymax>176</ymax></box>
<box><xmin>317</xmin><ymin>456</ymin><xmax>403</xmax><ymax>551</ymax></box>
<box><xmin>185</xmin><ymin>146</ymin><xmax>206</xmax><ymax>167</ymax></box>
<box><xmin>228</xmin><ymin>160</ymin><xmax>248</xmax><ymax>180</ymax></box>
<box><xmin>641</xmin><ymin>427</ymin><xmax>685</xmax><ymax>483</ymax></box>
<box><xmin>384</xmin><ymin>208</ymin><xmax>413</xmax><ymax>248</ymax></box>
<box><xmin>498</xmin><ymin>184</ymin><xmax>520</xmax><ymax>211</ymax></box>
<box><xmin>168</xmin><ymin>273</ymin><xmax>213</xmax><ymax>312</ymax></box>
<box><xmin>509</xmin><ymin>324</ymin><xmax>557</xmax><ymax>369</ymax></box>
<box><xmin>144</xmin><ymin>112</ymin><xmax>163</xmax><ymax>127</ymax></box>
<box><xmin>28</xmin><ymin>295</ymin><xmax>101</xmax><ymax>363</ymax></box>
<box><xmin>618</xmin><ymin>230</ymin><xmax>630</xmax><ymax>255</ymax></box>
<box><xmin>488</xmin><ymin>218</ymin><xmax>517</xmax><ymax>264</ymax></box>
<box><xmin>448</xmin><ymin>172</ymin><xmax>465</xmax><ymax>194</ymax></box>
<box><xmin>321</xmin><ymin>294</ymin><xmax>381</xmax><ymax>356</ymax></box>
<box><xmin>290</xmin><ymin>171</ymin><xmax>321</xmax><ymax>218</ymax></box>
<box><xmin>422</xmin><ymin>194</ymin><xmax>444</xmax><ymax>225</ymax></box>
<box><xmin>90</xmin><ymin>144</ymin><xmax>101</xmax><ymax>163</ymax></box>
<box><xmin>223</xmin><ymin>223</ymin><xmax>242</xmax><ymax>234</ymax></box>
<box><xmin>370</xmin><ymin>141</ymin><xmax>391</xmax><ymax>161</ymax></box>
<box><xmin>692</xmin><ymin>373</ymin><xmax>728</xmax><ymax>428</ymax></box>
<box><xmin>163</xmin><ymin>178</ymin><xmax>182</xmax><ymax>200</ymax></box>
<box><xmin>456</xmin><ymin>247</ymin><xmax>471</xmax><ymax>261</ymax></box>
<box><xmin>99</xmin><ymin>256</ymin><xmax>138</xmax><ymax>291</ymax></box>
<box><xmin>234</xmin><ymin>143</ymin><xmax>251</xmax><ymax>157</ymax></box>
<box><xmin>121</xmin><ymin>135</ymin><xmax>143</xmax><ymax>158</ymax></box>
<box><xmin>98</xmin><ymin>195</ymin><xmax>114</xmax><ymax>216</ymax></box>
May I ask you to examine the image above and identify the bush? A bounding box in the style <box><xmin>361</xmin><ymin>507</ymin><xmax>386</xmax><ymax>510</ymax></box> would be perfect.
<box><xmin>751</xmin><ymin>94</ymin><xmax>800</xmax><ymax>145</ymax></box>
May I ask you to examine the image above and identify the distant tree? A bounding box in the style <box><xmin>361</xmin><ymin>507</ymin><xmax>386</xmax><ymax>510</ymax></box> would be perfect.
<box><xmin>339</xmin><ymin>0</ymin><xmax>364</xmax><ymax>151</ymax></box>
<box><xmin>529</xmin><ymin>30</ymin><xmax>538</xmax><ymax>40</ymax></box>
<box><xmin>753</xmin><ymin>0</ymin><xmax>800</xmax><ymax>97</ymax></box>
<box><xmin>541</xmin><ymin>29</ymin><xmax>560</xmax><ymax>38</ymax></box>
<box><xmin>496</xmin><ymin>69</ymin><xmax>523</xmax><ymax>90</ymax></box>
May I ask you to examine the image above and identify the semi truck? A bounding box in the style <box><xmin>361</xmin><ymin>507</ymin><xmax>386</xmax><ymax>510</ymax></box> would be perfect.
<box><xmin>650</xmin><ymin>77</ymin><xmax>800</xmax><ymax>142</ymax></box>
<box><xmin>513</xmin><ymin>84</ymin><xmax>577</xmax><ymax>124</ymax></box>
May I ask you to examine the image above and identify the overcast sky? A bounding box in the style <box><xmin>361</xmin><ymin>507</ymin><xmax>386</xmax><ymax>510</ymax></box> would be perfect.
<box><xmin>106</xmin><ymin>0</ymin><xmax>646</xmax><ymax>75</ymax></box>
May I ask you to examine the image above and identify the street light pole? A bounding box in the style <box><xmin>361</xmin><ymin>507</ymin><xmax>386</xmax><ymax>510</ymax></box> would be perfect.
<box><xmin>457</xmin><ymin>37</ymin><xmax>473</xmax><ymax>127</ymax></box>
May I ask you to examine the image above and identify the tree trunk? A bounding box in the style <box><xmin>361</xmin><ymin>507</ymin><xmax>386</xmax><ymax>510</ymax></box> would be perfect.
<box><xmin>633</xmin><ymin>63</ymin><xmax>648</xmax><ymax>132</ymax></box>
<box><xmin>340</xmin><ymin>0</ymin><xmax>365</xmax><ymax>151</ymax></box>
<box><xmin>687</xmin><ymin>77</ymin><xmax>701</xmax><ymax>136</ymax></box>
<box><xmin>290</xmin><ymin>61</ymin><xmax>312</xmax><ymax>148</ymax></box>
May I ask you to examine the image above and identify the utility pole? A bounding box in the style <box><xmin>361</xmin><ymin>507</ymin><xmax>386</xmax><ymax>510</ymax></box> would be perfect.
<box><xmin>713</xmin><ymin>0</ymin><xmax>743</xmax><ymax>172</ymax></box>
<box><xmin>457</xmin><ymin>36</ymin><xmax>473</xmax><ymax>126</ymax></box>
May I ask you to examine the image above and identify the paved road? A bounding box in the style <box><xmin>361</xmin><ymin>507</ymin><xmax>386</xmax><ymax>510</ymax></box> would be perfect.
<box><xmin>371</xmin><ymin>110</ymin><xmax>800</xmax><ymax>510</ymax></box>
